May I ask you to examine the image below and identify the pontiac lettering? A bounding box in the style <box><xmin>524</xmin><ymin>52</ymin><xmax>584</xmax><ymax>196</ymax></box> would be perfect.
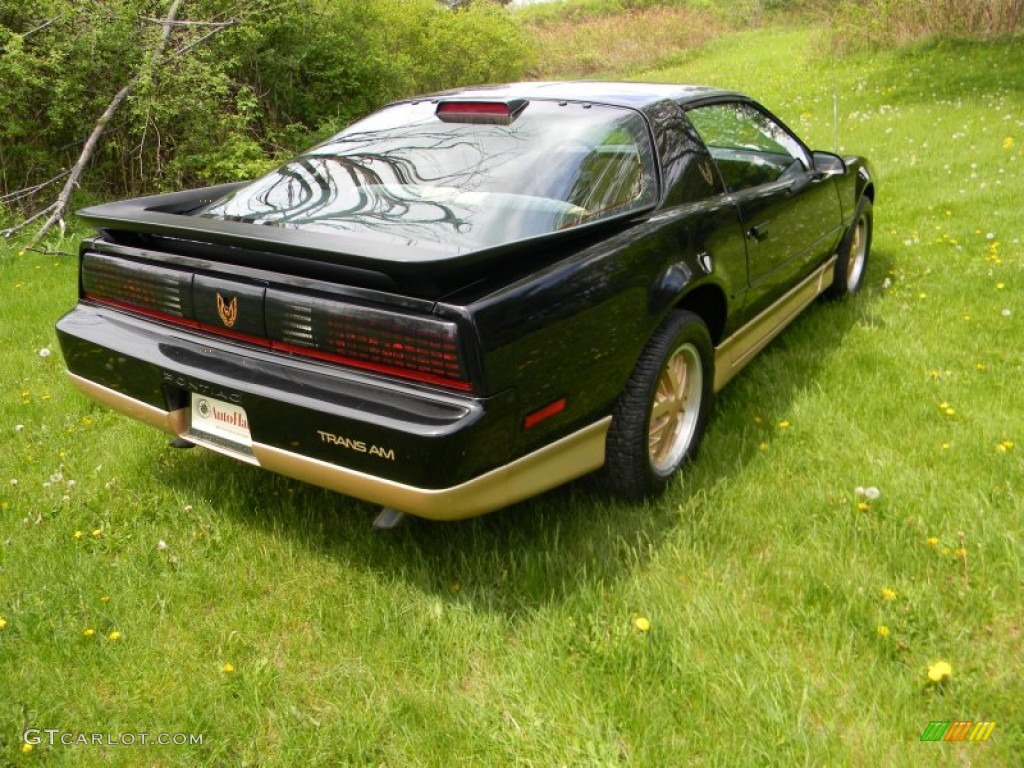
<box><xmin>163</xmin><ymin>372</ymin><xmax>241</xmax><ymax>403</ymax></box>
<box><xmin>317</xmin><ymin>430</ymin><xmax>395</xmax><ymax>461</ymax></box>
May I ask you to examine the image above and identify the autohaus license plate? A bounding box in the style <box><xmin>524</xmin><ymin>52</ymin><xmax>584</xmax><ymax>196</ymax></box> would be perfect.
<box><xmin>188</xmin><ymin>394</ymin><xmax>254</xmax><ymax>458</ymax></box>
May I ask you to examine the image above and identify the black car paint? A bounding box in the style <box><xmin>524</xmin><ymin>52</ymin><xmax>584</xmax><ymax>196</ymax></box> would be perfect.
<box><xmin>56</xmin><ymin>82</ymin><xmax>873</xmax><ymax>515</ymax></box>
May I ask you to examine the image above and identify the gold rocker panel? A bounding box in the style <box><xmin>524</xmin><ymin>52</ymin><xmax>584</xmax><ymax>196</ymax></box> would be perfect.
<box><xmin>713</xmin><ymin>257</ymin><xmax>836</xmax><ymax>392</ymax></box>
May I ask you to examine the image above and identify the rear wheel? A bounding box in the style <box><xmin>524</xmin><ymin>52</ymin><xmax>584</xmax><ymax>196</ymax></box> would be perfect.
<box><xmin>603</xmin><ymin>311</ymin><xmax>713</xmax><ymax>500</ymax></box>
<box><xmin>827</xmin><ymin>196</ymin><xmax>872</xmax><ymax>299</ymax></box>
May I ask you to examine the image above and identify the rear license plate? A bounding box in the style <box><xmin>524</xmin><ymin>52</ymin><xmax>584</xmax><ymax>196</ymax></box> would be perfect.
<box><xmin>188</xmin><ymin>394</ymin><xmax>254</xmax><ymax>457</ymax></box>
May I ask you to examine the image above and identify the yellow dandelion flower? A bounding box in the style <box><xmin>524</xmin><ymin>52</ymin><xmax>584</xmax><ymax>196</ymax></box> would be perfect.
<box><xmin>1004</xmin><ymin>136</ymin><xmax>1015</xmax><ymax>149</ymax></box>
<box><xmin>954</xmin><ymin>547</ymin><xmax>966</xmax><ymax>558</ymax></box>
<box><xmin>881</xmin><ymin>588</ymin><xmax>897</xmax><ymax>602</ymax></box>
<box><xmin>758</xmin><ymin>442</ymin><xmax>769</xmax><ymax>451</ymax></box>
<box><xmin>1002</xmin><ymin>440</ymin><xmax>1014</xmax><ymax>450</ymax></box>
<box><xmin>633</xmin><ymin>616</ymin><xmax>651</xmax><ymax>632</ymax></box>
<box><xmin>918</xmin><ymin>292</ymin><xmax>928</xmax><ymax>300</ymax></box>
<box><xmin>74</xmin><ymin>530</ymin><xmax>84</xmax><ymax>540</ymax></box>
<box><xmin>83</xmin><ymin>628</ymin><xmax>95</xmax><ymax>638</ymax></box>
<box><xmin>857</xmin><ymin>502</ymin><xmax>870</xmax><ymax>511</ymax></box>
<box><xmin>927</xmin><ymin>660</ymin><xmax>952</xmax><ymax>683</ymax></box>
<box><xmin>22</xmin><ymin>743</ymin><xmax>33</xmax><ymax>754</ymax></box>
<box><xmin>926</xmin><ymin>536</ymin><xmax>939</xmax><ymax>547</ymax></box>
<box><xmin>996</xmin><ymin>282</ymin><xmax>1006</xmax><ymax>290</ymax></box>
<box><xmin>943</xmin><ymin>407</ymin><xmax>955</xmax><ymax>416</ymax></box>
<box><xmin>100</xmin><ymin>596</ymin><xmax>110</xmax><ymax>603</ymax></box>
<box><xmin>975</xmin><ymin>363</ymin><xmax>986</xmax><ymax>371</ymax></box>
<box><xmin>877</xmin><ymin>625</ymin><xmax>890</xmax><ymax>638</ymax></box>
<box><xmin>107</xmin><ymin>630</ymin><xmax>121</xmax><ymax>641</ymax></box>
<box><xmin>941</xmin><ymin>442</ymin><xmax>951</xmax><ymax>450</ymax></box>
<box><xmin>778</xmin><ymin>420</ymin><xmax>790</xmax><ymax>429</ymax></box>
<box><xmin>222</xmin><ymin>663</ymin><xmax>235</xmax><ymax>674</ymax></box>
<box><xmin>996</xmin><ymin>443</ymin><xmax>1008</xmax><ymax>453</ymax></box>
<box><xmin>91</xmin><ymin>528</ymin><xmax>103</xmax><ymax>538</ymax></box>
<box><xmin>0</xmin><ymin>617</ymin><xmax>7</xmax><ymax>631</ymax></box>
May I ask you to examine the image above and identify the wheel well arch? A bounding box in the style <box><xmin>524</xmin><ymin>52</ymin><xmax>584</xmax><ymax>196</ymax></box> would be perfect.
<box><xmin>674</xmin><ymin>283</ymin><xmax>728</xmax><ymax>345</ymax></box>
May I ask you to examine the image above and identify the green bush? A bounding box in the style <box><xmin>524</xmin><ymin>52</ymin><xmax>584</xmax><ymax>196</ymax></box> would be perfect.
<box><xmin>0</xmin><ymin>0</ymin><xmax>531</xmax><ymax>211</ymax></box>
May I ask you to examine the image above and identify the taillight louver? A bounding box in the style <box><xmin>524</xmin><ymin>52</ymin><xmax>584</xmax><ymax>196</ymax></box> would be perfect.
<box><xmin>267</xmin><ymin>291</ymin><xmax>470</xmax><ymax>391</ymax></box>
<box><xmin>82</xmin><ymin>252</ymin><xmax>192</xmax><ymax>319</ymax></box>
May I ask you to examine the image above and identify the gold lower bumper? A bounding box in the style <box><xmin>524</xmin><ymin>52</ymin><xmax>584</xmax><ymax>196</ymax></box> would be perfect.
<box><xmin>66</xmin><ymin>373</ymin><xmax>610</xmax><ymax>521</ymax></box>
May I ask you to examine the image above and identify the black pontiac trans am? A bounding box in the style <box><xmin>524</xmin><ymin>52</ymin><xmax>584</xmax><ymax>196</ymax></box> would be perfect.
<box><xmin>56</xmin><ymin>82</ymin><xmax>874</xmax><ymax>521</ymax></box>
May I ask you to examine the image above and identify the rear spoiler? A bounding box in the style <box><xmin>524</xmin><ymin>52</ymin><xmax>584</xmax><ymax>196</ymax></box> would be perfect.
<box><xmin>77</xmin><ymin>184</ymin><xmax>653</xmax><ymax>279</ymax></box>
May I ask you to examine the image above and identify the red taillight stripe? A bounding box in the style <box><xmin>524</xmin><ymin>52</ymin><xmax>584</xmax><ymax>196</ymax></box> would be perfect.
<box><xmin>85</xmin><ymin>294</ymin><xmax>472</xmax><ymax>392</ymax></box>
<box><xmin>269</xmin><ymin>339</ymin><xmax>473</xmax><ymax>391</ymax></box>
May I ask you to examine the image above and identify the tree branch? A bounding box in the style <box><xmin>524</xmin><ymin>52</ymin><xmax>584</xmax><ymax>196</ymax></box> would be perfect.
<box><xmin>16</xmin><ymin>0</ymin><xmax>184</xmax><ymax>249</ymax></box>
<box><xmin>141</xmin><ymin>17</ymin><xmax>239</xmax><ymax>27</ymax></box>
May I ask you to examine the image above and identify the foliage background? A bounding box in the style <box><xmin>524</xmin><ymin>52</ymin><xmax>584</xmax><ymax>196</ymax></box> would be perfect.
<box><xmin>0</xmin><ymin>0</ymin><xmax>530</xmax><ymax>211</ymax></box>
<box><xmin>1</xmin><ymin>0</ymin><xmax>1022</xmax><ymax>220</ymax></box>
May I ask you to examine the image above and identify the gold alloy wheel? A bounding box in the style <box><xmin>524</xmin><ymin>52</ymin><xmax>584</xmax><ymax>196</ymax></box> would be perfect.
<box><xmin>846</xmin><ymin>213</ymin><xmax>868</xmax><ymax>288</ymax></box>
<box><xmin>648</xmin><ymin>342</ymin><xmax>702</xmax><ymax>473</ymax></box>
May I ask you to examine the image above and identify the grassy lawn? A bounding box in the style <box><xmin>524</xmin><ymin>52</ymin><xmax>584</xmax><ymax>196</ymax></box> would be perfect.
<box><xmin>2</xmin><ymin>23</ymin><xmax>1022</xmax><ymax>766</ymax></box>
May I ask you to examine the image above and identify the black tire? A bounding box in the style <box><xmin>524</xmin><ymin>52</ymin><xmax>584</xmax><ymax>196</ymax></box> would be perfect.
<box><xmin>826</xmin><ymin>196</ymin><xmax>873</xmax><ymax>300</ymax></box>
<box><xmin>603</xmin><ymin>310</ymin><xmax>714</xmax><ymax>500</ymax></box>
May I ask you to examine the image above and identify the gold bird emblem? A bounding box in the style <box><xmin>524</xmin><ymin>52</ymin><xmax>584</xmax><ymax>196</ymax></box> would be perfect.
<box><xmin>216</xmin><ymin>292</ymin><xmax>239</xmax><ymax>328</ymax></box>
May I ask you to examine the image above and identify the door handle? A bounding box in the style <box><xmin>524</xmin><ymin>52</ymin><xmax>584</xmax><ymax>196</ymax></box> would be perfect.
<box><xmin>746</xmin><ymin>223</ymin><xmax>769</xmax><ymax>242</ymax></box>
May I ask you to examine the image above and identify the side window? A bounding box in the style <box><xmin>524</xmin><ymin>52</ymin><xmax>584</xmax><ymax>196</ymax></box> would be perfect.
<box><xmin>685</xmin><ymin>103</ymin><xmax>810</xmax><ymax>192</ymax></box>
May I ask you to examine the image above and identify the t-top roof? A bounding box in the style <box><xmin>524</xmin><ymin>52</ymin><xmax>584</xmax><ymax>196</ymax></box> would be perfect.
<box><xmin>419</xmin><ymin>81</ymin><xmax>742</xmax><ymax>110</ymax></box>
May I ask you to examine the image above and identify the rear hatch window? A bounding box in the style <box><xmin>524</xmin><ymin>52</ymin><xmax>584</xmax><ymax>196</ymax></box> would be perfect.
<box><xmin>199</xmin><ymin>100</ymin><xmax>657</xmax><ymax>253</ymax></box>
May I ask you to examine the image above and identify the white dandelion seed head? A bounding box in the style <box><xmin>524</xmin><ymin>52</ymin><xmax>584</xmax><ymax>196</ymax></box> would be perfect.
<box><xmin>157</xmin><ymin>540</ymin><xmax>168</xmax><ymax>551</ymax></box>
<box><xmin>38</xmin><ymin>348</ymin><xmax>51</xmax><ymax>358</ymax></box>
<box><xmin>864</xmin><ymin>487</ymin><xmax>881</xmax><ymax>500</ymax></box>
<box><xmin>9</xmin><ymin>479</ymin><xmax>17</xmax><ymax>486</ymax></box>
<box><xmin>854</xmin><ymin>486</ymin><xmax>865</xmax><ymax>496</ymax></box>
<box><xmin>1002</xmin><ymin>308</ymin><xmax>1013</xmax><ymax>317</ymax></box>
<box><xmin>14</xmin><ymin>424</ymin><xmax>24</xmax><ymax>433</ymax></box>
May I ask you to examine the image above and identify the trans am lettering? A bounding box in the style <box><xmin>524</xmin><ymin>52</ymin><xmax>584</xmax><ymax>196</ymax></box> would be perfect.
<box><xmin>317</xmin><ymin>430</ymin><xmax>395</xmax><ymax>461</ymax></box>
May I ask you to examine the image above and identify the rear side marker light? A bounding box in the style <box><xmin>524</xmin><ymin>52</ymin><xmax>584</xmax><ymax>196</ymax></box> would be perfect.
<box><xmin>524</xmin><ymin>398</ymin><xmax>567</xmax><ymax>429</ymax></box>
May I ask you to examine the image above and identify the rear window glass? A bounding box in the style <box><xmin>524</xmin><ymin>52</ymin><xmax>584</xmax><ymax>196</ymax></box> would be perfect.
<box><xmin>199</xmin><ymin>100</ymin><xmax>657</xmax><ymax>253</ymax></box>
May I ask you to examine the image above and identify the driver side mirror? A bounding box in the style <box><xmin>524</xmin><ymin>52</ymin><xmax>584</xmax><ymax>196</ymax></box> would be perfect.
<box><xmin>812</xmin><ymin>151</ymin><xmax>847</xmax><ymax>176</ymax></box>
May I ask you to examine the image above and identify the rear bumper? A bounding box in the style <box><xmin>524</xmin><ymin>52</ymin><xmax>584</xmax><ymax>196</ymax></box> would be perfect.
<box><xmin>57</xmin><ymin>304</ymin><xmax>608</xmax><ymax>519</ymax></box>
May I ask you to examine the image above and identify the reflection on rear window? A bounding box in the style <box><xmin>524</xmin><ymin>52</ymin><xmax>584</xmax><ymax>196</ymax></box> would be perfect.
<box><xmin>200</xmin><ymin>100</ymin><xmax>656</xmax><ymax>253</ymax></box>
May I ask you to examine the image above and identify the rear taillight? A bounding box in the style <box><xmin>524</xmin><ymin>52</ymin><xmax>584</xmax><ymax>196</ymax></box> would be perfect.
<box><xmin>82</xmin><ymin>252</ymin><xmax>193</xmax><ymax>320</ymax></box>
<box><xmin>268</xmin><ymin>292</ymin><xmax>470</xmax><ymax>391</ymax></box>
<box><xmin>80</xmin><ymin>252</ymin><xmax>472</xmax><ymax>392</ymax></box>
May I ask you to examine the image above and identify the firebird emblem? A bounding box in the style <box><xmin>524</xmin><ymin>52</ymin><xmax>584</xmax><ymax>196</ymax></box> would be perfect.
<box><xmin>216</xmin><ymin>293</ymin><xmax>239</xmax><ymax>328</ymax></box>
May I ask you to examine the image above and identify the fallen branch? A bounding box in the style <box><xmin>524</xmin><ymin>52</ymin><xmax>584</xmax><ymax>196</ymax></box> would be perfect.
<box><xmin>142</xmin><ymin>17</ymin><xmax>239</xmax><ymax>27</ymax></box>
<box><xmin>0</xmin><ymin>170</ymin><xmax>70</xmax><ymax>206</ymax></box>
<box><xmin>11</xmin><ymin>0</ymin><xmax>185</xmax><ymax>249</ymax></box>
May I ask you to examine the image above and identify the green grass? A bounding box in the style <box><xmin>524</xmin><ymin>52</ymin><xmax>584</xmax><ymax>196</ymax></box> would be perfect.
<box><xmin>2</xmin><ymin>25</ymin><xmax>1023</xmax><ymax>766</ymax></box>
